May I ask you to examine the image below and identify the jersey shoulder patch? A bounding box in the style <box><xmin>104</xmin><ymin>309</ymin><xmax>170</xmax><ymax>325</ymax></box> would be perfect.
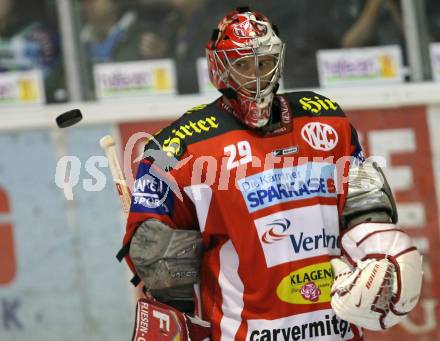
<box><xmin>143</xmin><ymin>101</ymin><xmax>243</xmax><ymax>167</ymax></box>
<box><xmin>283</xmin><ymin>91</ymin><xmax>346</xmax><ymax>118</ymax></box>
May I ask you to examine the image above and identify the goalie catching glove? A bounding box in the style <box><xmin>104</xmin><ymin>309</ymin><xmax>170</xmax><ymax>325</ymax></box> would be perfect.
<box><xmin>330</xmin><ymin>222</ymin><xmax>423</xmax><ymax>330</ymax></box>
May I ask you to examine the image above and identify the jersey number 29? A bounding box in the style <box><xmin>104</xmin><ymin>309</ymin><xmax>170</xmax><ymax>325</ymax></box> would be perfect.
<box><xmin>224</xmin><ymin>141</ymin><xmax>252</xmax><ymax>170</ymax></box>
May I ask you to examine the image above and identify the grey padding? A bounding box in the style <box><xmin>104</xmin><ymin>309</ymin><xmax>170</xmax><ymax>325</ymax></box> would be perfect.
<box><xmin>342</xmin><ymin>161</ymin><xmax>398</xmax><ymax>229</ymax></box>
<box><xmin>129</xmin><ymin>219</ymin><xmax>203</xmax><ymax>301</ymax></box>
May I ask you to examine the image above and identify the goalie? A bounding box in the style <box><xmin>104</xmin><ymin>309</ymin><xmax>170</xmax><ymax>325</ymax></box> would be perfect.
<box><xmin>118</xmin><ymin>7</ymin><xmax>422</xmax><ymax>340</ymax></box>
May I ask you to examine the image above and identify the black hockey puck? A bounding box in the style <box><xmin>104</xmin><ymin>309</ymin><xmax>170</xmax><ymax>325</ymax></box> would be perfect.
<box><xmin>56</xmin><ymin>109</ymin><xmax>83</xmax><ymax>128</ymax></box>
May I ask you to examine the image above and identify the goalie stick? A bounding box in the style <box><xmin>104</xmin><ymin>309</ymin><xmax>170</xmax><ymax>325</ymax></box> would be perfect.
<box><xmin>99</xmin><ymin>134</ymin><xmax>132</xmax><ymax>216</ymax></box>
<box><xmin>99</xmin><ymin>134</ymin><xmax>210</xmax><ymax>340</ymax></box>
<box><xmin>100</xmin><ymin>134</ymin><xmax>145</xmax><ymax>300</ymax></box>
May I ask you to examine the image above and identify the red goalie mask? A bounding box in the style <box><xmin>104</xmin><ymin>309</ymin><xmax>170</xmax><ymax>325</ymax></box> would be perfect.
<box><xmin>206</xmin><ymin>7</ymin><xmax>285</xmax><ymax>128</ymax></box>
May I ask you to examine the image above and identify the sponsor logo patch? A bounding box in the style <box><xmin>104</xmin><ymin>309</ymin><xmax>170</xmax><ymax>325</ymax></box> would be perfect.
<box><xmin>301</xmin><ymin>122</ymin><xmax>338</xmax><ymax>151</ymax></box>
<box><xmin>253</xmin><ymin>205</ymin><xmax>340</xmax><ymax>267</ymax></box>
<box><xmin>238</xmin><ymin>162</ymin><xmax>337</xmax><ymax>213</ymax></box>
<box><xmin>299</xmin><ymin>95</ymin><xmax>339</xmax><ymax>115</ymax></box>
<box><xmin>247</xmin><ymin>309</ymin><xmax>353</xmax><ymax>340</ymax></box>
<box><xmin>131</xmin><ymin>163</ymin><xmax>173</xmax><ymax>215</ymax></box>
<box><xmin>272</xmin><ymin>146</ymin><xmax>299</xmax><ymax>157</ymax></box>
<box><xmin>261</xmin><ymin>218</ymin><xmax>291</xmax><ymax>244</ymax></box>
<box><xmin>276</xmin><ymin>262</ymin><xmax>333</xmax><ymax>304</ymax></box>
<box><xmin>161</xmin><ymin>115</ymin><xmax>219</xmax><ymax>158</ymax></box>
<box><xmin>300</xmin><ymin>282</ymin><xmax>321</xmax><ymax>302</ymax></box>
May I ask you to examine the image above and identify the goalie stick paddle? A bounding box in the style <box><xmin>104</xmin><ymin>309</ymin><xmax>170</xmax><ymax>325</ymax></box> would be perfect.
<box><xmin>132</xmin><ymin>297</ymin><xmax>211</xmax><ymax>341</ymax></box>
<box><xmin>99</xmin><ymin>134</ymin><xmax>132</xmax><ymax>216</ymax></box>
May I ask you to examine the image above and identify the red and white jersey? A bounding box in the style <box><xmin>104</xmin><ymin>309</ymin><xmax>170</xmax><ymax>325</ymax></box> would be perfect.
<box><xmin>123</xmin><ymin>91</ymin><xmax>365</xmax><ymax>340</ymax></box>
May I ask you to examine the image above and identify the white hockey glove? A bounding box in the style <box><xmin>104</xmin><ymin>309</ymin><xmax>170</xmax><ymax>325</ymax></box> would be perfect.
<box><xmin>331</xmin><ymin>223</ymin><xmax>423</xmax><ymax>330</ymax></box>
